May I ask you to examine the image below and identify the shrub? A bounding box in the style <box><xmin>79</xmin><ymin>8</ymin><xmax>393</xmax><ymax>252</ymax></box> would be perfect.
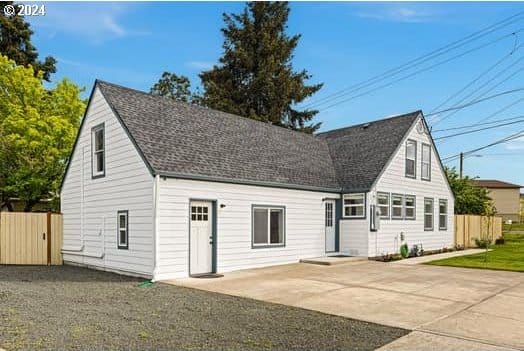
<box><xmin>474</xmin><ymin>238</ymin><xmax>491</xmax><ymax>249</ymax></box>
<box><xmin>495</xmin><ymin>236</ymin><xmax>505</xmax><ymax>245</ymax></box>
<box><xmin>400</xmin><ymin>243</ymin><xmax>409</xmax><ymax>258</ymax></box>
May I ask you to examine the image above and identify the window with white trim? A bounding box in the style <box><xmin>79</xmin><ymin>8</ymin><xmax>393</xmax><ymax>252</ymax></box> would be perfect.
<box><xmin>377</xmin><ymin>192</ymin><xmax>390</xmax><ymax>218</ymax></box>
<box><xmin>343</xmin><ymin>193</ymin><xmax>365</xmax><ymax>218</ymax></box>
<box><xmin>424</xmin><ymin>198</ymin><xmax>434</xmax><ymax>231</ymax></box>
<box><xmin>391</xmin><ymin>194</ymin><xmax>403</xmax><ymax>219</ymax></box>
<box><xmin>253</xmin><ymin>206</ymin><xmax>285</xmax><ymax>247</ymax></box>
<box><xmin>92</xmin><ymin>124</ymin><xmax>105</xmax><ymax>177</ymax></box>
<box><xmin>439</xmin><ymin>199</ymin><xmax>448</xmax><ymax>230</ymax></box>
<box><xmin>405</xmin><ymin>139</ymin><xmax>417</xmax><ymax>178</ymax></box>
<box><xmin>421</xmin><ymin>143</ymin><xmax>431</xmax><ymax>181</ymax></box>
<box><xmin>117</xmin><ymin>210</ymin><xmax>128</xmax><ymax>249</ymax></box>
<box><xmin>404</xmin><ymin>195</ymin><xmax>416</xmax><ymax>220</ymax></box>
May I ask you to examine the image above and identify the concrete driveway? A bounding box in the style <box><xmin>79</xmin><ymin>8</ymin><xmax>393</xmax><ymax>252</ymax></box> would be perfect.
<box><xmin>167</xmin><ymin>260</ymin><xmax>524</xmax><ymax>350</ymax></box>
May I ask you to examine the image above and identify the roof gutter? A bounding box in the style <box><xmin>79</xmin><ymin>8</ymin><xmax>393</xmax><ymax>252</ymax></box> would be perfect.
<box><xmin>157</xmin><ymin>171</ymin><xmax>342</xmax><ymax>194</ymax></box>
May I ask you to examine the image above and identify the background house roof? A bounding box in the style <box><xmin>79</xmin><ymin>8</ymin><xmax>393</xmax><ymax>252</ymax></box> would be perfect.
<box><xmin>317</xmin><ymin>111</ymin><xmax>420</xmax><ymax>192</ymax></box>
<box><xmin>96</xmin><ymin>80</ymin><xmax>420</xmax><ymax>193</ymax></box>
<box><xmin>471</xmin><ymin>179</ymin><xmax>522</xmax><ymax>189</ymax></box>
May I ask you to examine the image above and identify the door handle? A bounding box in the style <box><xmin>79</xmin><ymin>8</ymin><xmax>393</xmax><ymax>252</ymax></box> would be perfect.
<box><xmin>43</xmin><ymin>233</ymin><xmax>46</xmax><ymax>240</ymax></box>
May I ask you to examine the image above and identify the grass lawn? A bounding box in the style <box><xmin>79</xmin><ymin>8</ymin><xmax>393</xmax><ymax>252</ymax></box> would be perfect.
<box><xmin>427</xmin><ymin>233</ymin><xmax>524</xmax><ymax>272</ymax></box>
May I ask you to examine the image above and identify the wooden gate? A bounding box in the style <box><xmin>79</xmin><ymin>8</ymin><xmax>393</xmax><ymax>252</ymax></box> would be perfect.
<box><xmin>455</xmin><ymin>215</ymin><xmax>502</xmax><ymax>248</ymax></box>
<box><xmin>0</xmin><ymin>212</ymin><xmax>63</xmax><ymax>265</ymax></box>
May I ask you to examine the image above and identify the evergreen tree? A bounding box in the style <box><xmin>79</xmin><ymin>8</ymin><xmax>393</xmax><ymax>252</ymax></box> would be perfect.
<box><xmin>0</xmin><ymin>1</ymin><xmax>56</xmax><ymax>81</ymax></box>
<box><xmin>200</xmin><ymin>2</ymin><xmax>322</xmax><ymax>133</ymax></box>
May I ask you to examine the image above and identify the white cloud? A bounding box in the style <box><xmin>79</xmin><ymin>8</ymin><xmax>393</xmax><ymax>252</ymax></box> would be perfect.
<box><xmin>355</xmin><ymin>6</ymin><xmax>436</xmax><ymax>23</ymax></box>
<box><xmin>29</xmin><ymin>3</ymin><xmax>150</xmax><ymax>43</ymax></box>
<box><xmin>505</xmin><ymin>136</ymin><xmax>524</xmax><ymax>150</ymax></box>
<box><xmin>186</xmin><ymin>61</ymin><xmax>215</xmax><ymax>71</ymax></box>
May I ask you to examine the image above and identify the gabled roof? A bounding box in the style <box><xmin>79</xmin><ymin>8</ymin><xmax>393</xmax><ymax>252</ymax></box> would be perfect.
<box><xmin>471</xmin><ymin>179</ymin><xmax>522</xmax><ymax>189</ymax></box>
<box><xmin>64</xmin><ymin>80</ymin><xmax>423</xmax><ymax>194</ymax></box>
<box><xmin>317</xmin><ymin>111</ymin><xmax>421</xmax><ymax>192</ymax></box>
<box><xmin>97</xmin><ymin>81</ymin><xmax>341</xmax><ymax>192</ymax></box>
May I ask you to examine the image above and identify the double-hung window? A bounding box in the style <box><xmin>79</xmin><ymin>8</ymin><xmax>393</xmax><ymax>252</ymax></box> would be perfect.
<box><xmin>405</xmin><ymin>140</ymin><xmax>417</xmax><ymax>178</ymax></box>
<box><xmin>92</xmin><ymin>123</ymin><xmax>105</xmax><ymax>178</ymax></box>
<box><xmin>117</xmin><ymin>210</ymin><xmax>128</xmax><ymax>249</ymax></box>
<box><xmin>377</xmin><ymin>192</ymin><xmax>390</xmax><ymax>219</ymax></box>
<box><xmin>343</xmin><ymin>193</ymin><xmax>365</xmax><ymax>218</ymax></box>
<box><xmin>252</xmin><ymin>206</ymin><xmax>285</xmax><ymax>247</ymax></box>
<box><xmin>439</xmin><ymin>199</ymin><xmax>448</xmax><ymax>230</ymax></box>
<box><xmin>404</xmin><ymin>195</ymin><xmax>416</xmax><ymax>220</ymax></box>
<box><xmin>391</xmin><ymin>194</ymin><xmax>403</xmax><ymax>219</ymax></box>
<box><xmin>424</xmin><ymin>198</ymin><xmax>434</xmax><ymax>231</ymax></box>
<box><xmin>421</xmin><ymin>143</ymin><xmax>431</xmax><ymax>181</ymax></box>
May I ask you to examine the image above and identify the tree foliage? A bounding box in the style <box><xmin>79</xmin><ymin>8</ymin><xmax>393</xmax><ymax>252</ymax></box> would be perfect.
<box><xmin>150</xmin><ymin>71</ymin><xmax>198</xmax><ymax>103</ymax></box>
<box><xmin>199</xmin><ymin>2</ymin><xmax>322</xmax><ymax>133</ymax></box>
<box><xmin>0</xmin><ymin>55</ymin><xmax>85</xmax><ymax>211</ymax></box>
<box><xmin>0</xmin><ymin>1</ymin><xmax>56</xmax><ymax>81</ymax></box>
<box><xmin>445</xmin><ymin>167</ymin><xmax>496</xmax><ymax>215</ymax></box>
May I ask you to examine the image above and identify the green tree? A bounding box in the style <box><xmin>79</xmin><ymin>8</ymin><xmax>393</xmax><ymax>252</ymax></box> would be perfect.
<box><xmin>150</xmin><ymin>71</ymin><xmax>196</xmax><ymax>103</ymax></box>
<box><xmin>0</xmin><ymin>55</ymin><xmax>85</xmax><ymax>211</ymax></box>
<box><xmin>199</xmin><ymin>2</ymin><xmax>322</xmax><ymax>133</ymax></box>
<box><xmin>0</xmin><ymin>1</ymin><xmax>56</xmax><ymax>81</ymax></box>
<box><xmin>445</xmin><ymin>167</ymin><xmax>496</xmax><ymax>215</ymax></box>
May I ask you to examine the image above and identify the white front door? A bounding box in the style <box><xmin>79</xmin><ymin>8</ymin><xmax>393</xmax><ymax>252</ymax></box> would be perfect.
<box><xmin>325</xmin><ymin>200</ymin><xmax>336</xmax><ymax>253</ymax></box>
<box><xmin>190</xmin><ymin>201</ymin><xmax>213</xmax><ymax>275</ymax></box>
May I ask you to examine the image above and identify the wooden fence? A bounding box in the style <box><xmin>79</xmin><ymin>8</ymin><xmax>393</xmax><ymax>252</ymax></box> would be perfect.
<box><xmin>0</xmin><ymin>212</ymin><xmax>63</xmax><ymax>265</ymax></box>
<box><xmin>455</xmin><ymin>214</ymin><xmax>502</xmax><ymax>248</ymax></box>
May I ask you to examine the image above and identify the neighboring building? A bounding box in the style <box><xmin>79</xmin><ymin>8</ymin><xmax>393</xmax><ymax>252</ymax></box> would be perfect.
<box><xmin>471</xmin><ymin>180</ymin><xmax>522</xmax><ymax>222</ymax></box>
<box><xmin>520</xmin><ymin>194</ymin><xmax>524</xmax><ymax>222</ymax></box>
<box><xmin>60</xmin><ymin>80</ymin><xmax>454</xmax><ymax>280</ymax></box>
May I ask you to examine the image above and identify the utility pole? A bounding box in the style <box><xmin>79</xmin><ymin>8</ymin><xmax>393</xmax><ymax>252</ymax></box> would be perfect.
<box><xmin>459</xmin><ymin>152</ymin><xmax>464</xmax><ymax>178</ymax></box>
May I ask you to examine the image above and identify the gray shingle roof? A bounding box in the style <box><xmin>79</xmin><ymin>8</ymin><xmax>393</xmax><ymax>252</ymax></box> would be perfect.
<box><xmin>317</xmin><ymin>111</ymin><xmax>420</xmax><ymax>192</ymax></box>
<box><xmin>95</xmin><ymin>80</ymin><xmax>420</xmax><ymax>193</ymax></box>
<box><xmin>97</xmin><ymin>81</ymin><xmax>341</xmax><ymax>192</ymax></box>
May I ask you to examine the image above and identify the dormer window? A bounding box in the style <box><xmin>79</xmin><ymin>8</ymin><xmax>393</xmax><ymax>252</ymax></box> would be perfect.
<box><xmin>92</xmin><ymin>123</ymin><xmax>105</xmax><ymax>178</ymax></box>
<box><xmin>405</xmin><ymin>139</ymin><xmax>417</xmax><ymax>178</ymax></box>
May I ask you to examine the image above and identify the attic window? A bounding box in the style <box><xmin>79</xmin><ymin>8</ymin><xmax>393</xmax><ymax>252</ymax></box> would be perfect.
<box><xmin>92</xmin><ymin>123</ymin><xmax>105</xmax><ymax>178</ymax></box>
<box><xmin>405</xmin><ymin>139</ymin><xmax>416</xmax><ymax>178</ymax></box>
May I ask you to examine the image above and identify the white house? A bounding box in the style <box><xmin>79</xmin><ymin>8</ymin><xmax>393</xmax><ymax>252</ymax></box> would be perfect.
<box><xmin>61</xmin><ymin>80</ymin><xmax>454</xmax><ymax>280</ymax></box>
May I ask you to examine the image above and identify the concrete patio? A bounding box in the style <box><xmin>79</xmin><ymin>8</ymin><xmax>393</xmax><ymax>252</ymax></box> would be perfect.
<box><xmin>167</xmin><ymin>260</ymin><xmax>524</xmax><ymax>350</ymax></box>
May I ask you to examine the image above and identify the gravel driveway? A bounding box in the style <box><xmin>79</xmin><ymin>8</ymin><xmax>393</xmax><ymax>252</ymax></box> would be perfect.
<box><xmin>0</xmin><ymin>265</ymin><xmax>407</xmax><ymax>351</ymax></box>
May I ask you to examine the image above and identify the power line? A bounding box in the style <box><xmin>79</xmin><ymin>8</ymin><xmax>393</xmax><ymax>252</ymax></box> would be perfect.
<box><xmin>428</xmin><ymin>45</ymin><xmax>520</xmax><ymax>115</ymax></box>
<box><xmin>433</xmin><ymin>118</ymin><xmax>524</xmax><ymax>140</ymax></box>
<box><xmin>432</xmin><ymin>115</ymin><xmax>524</xmax><ymax>132</ymax></box>
<box><xmin>442</xmin><ymin>129</ymin><xmax>524</xmax><ymax>161</ymax></box>
<box><xmin>314</xmin><ymin>31</ymin><xmax>523</xmax><ymax>112</ymax></box>
<box><xmin>302</xmin><ymin>11</ymin><xmax>524</xmax><ymax>109</ymax></box>
<box><xmin>430</xmin><ymin>53</ymin><xmax>524</xmax><ymax>126</ymax></box>
<box><xmin>425</xmin><ymin>88</ymin><xmax>524</xmax><ymax>117</ymax></box>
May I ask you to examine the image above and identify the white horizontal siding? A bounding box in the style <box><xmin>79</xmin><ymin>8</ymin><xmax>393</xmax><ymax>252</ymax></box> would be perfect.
<box><xmin>61</xmin><ymin>87</ymin><xmax>154</xmax><ymax>277</ymax></box>
<box><xmin>370</xmin><ymin>117</ymin><xmax>454</xmax><ymax>256</ymax></box>
<box><xmin>155</xmin><ymin>178</ymin><xmax>339</xmax><ymax>279</ymax></box>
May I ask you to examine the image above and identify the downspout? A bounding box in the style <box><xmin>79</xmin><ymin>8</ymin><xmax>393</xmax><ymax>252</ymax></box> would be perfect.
<box><xmin>152</xmin><ymin>174</ymin><xmax>160</xmax><ymax>281</ymax></box>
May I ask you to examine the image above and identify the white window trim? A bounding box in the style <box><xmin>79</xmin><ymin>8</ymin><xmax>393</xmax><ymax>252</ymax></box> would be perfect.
<box><xmin>439</xmin><ymin>199</ymin><xmax>448</xmax><ymax>230</ymax></box>
<box><xmin>421</xmin><ymin>143</ymin><xmax>431</xmax><ymax>181</ymax></box>
<box><xmin>377</xmin><ymin>192</ymin><xmax>390</xmax><ymax>219</ymax></box>
<box><xmin>405</xmin><ymin>139</ymin><xmax>417</xmax><ymax>179</ymax></box>
<box><xmin>424</xmin><ymin>198</ymin><xmax>434</xmax><ymax>231</ymax></box>
<box><xmin>404</xmin><ymin>195</ymin><xmax>416</xmax><ymax>220</ymax></box>
<box><xmin>343</xmin><ymin>193</ymin><xmax>366</xmax><ymax>219</ymax></box>
<box><xmin>117</xmin><ymin>210</ymin><xmax>128</xmax><ymax>249</ymax></box>
<box><xmin>92</xmin><ymin>123</ymin><xmax>105</xmax><ymax>178</ymax></box>
<box><xmin>252</xmin><ymin>205</ymin><xmax>286</xmax><ymax>248</ymax></box>
<box><xmin>391</xmin><ymin>194</ymin><xmax>404</xmax><ymax>220</ymax></box>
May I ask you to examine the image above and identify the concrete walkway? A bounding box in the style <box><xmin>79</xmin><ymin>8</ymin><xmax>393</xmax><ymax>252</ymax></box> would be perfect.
<box><xmin>167</xmin><ymin>261</ymin><xmax>524</xmax><ymax>350</ymax></box>
<box><xmin>392</xmin><ymin>248</ymin><xmax>487</xmax><ymax>265</ymax></box>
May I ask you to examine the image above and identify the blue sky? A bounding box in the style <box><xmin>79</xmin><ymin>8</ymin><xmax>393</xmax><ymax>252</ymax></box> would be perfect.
<box><xmin>28</xmin><ymin>1</ymin><xmax>524</xmax><ymax>186</ymax></box>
